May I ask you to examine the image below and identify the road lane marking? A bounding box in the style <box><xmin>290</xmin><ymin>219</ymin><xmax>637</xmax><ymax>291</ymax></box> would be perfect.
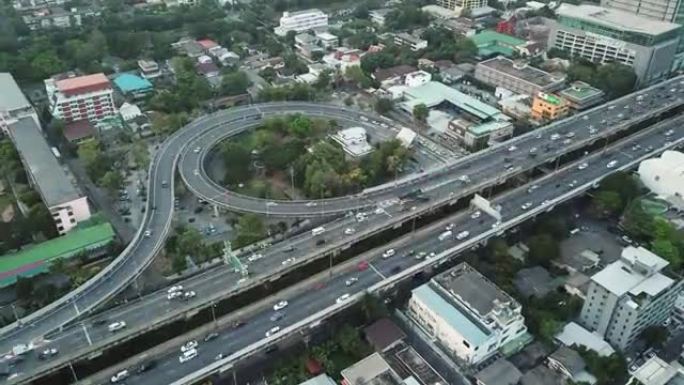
<box><xmin>368</xmin><ymin>263</ymin><xmax>386</xmax><ymax>279</ymax></box>
<box><xmin>81</xmin><ymin>323</ymin><xmax>92</xmax><ymax>346</ymax></box>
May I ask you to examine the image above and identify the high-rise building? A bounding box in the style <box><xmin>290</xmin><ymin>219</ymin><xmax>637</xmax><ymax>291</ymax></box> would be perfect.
<box><xmin>45</xmin><ymin>73</ymin><xmax>116</xmax><ymax>124</ymax></box>
<box><xmin>437</xmin><ymin>0</ymin><xmax>488</xmax><ymax>13</ymax></box>
<box><xmin>548</xmin><ymin>4</ymin><xmax>681</xmax><ymax>85</ymax></box>
<box><xmin>579</xmin><ymin>246</ymin><xmax>683</xmax><ymax>350</ymax></box>
<box><xmin>273</xmin><ymin>9</ymin><xmax>328</xmax><ymax>37</ymax></box>
<box><xmin>0</xmin><ymin>73</ymin><xmax>40</xmax><ymax>133</ymax></box>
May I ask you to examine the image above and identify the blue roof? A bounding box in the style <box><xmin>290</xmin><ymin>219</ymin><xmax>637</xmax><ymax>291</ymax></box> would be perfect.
<box><xmin>413</xmin><ymin>284</ymin><xmax>490</xmax><ymax>346</ymax></box>
<box><xmin>113</xmin><ymin>73</ymin><xmax>153</xmax><ymax>93</ymax></box>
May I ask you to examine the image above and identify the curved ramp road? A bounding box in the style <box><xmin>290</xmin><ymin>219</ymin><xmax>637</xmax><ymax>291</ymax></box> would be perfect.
<box><xmin>1</xmin><ymin>78</ymin><xmax>684</xmax><ymax>360</ymax></box>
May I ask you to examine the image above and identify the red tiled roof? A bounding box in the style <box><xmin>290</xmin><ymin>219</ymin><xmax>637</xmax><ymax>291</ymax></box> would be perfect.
<box><xmin>64</xmin><ymin>119</ymin><xmax>94</xmax><ymax>142</ymax></box>
<box><xmin>56</xmin><ymin>73</ymin><xmax>110</xmax><ymax>93</ymax></box>
<box><xmin>197</xmin><ymin>39</ymin><xmax>219</xmax><ymax>49</ymax></box>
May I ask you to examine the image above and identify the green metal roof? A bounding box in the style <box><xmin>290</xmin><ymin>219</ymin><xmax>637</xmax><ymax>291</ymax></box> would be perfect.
<box><xmin>472</xmin><ymin>30</ymin><xmax>526</xmax><ymax>57</ymax></box>
<box><xmin>0</xmin><ymin>223</ymin><xmax>115</xmax><ymax>287</ymax></box>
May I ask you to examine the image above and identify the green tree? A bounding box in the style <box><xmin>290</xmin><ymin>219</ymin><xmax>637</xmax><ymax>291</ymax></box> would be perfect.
<box><xmin>374</xmin><ymin>98</ymin><xmax>393</xmax><ymax>114</ymax></box>
<box><xmin>527</xmin><ymin>234</ymin><xmax>559</xmax><ymax>266</ymax></box>
<box><xmin>15</xmin><ymin>276</ymin><xmax>34</xmax><ymax>302</ymax></box>
<box><xmin>233</xmin><ymin>214</ymin><xmax>266</xmax><ymax>248</ymax></box>
<box><xmin>172</xmin><ymin>254</ymin><xmax>187</xmax><ymax>274</ymax></box>
<box><xmin>651</xmin><ymin>238</ymin><xmax>681</xmax><ymax>270</ymax></box>
<box><xmin>220</xmin><ymin>71</ymin><xmax>251</xmax><ymax>96</ymax></box>
<box><xmin>591</xmin><ymin>191</ymin><xmax>623</xmax><ymax>217</ymax></box>
<box><xmin>99</xmin><ymin>170</ymin><xmax>124</xmax><ymax>194</ymax></box>
<box><xmin>344</xmin><ymin>65</ymin><xmax>373</xmax><ymax>89</ymax></box>
<box><xmin>640</xmin><ymin>325</ymin><xmax>669</xmax><ymax>349</ymax></box>
<box><xmin>177</xmin><ymin>228</ymin><xmax>204</xmax><ymax>257</ymax></box>
<box><xmin>131</xmin><ymin>141</ymin><xmax>149</xmax><ymax>169</ymax></box>
<box><xmin>594</xmin><ymin>63</ymin><xmax>637</xmax><ymax>98</ymax></box>
<box><xmin>221</xmin><ymin>142</ymin><xmax>251</xmax><ymax>185</ymax></box>
<box><xmin>412</xmin><ymin>103</ymin><xmax>428</xmax><ymax>122</ymax></box>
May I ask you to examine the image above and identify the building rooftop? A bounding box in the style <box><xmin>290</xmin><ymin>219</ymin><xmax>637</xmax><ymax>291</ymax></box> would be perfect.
<box><xmin>556</xmin><ymin>4</ymin><xmax>680</xmax><ymax>36</ymax></box>
<box><xmin>373</xmin><ymin>65</ymin><xmax>418</xmax><ymax>82</ymax></box>
<box><xmin>402</xmin><ymin>81</ymin><xmax>506</xmax><ymax>121</ymax></box>
<box><xmin>113</xmin><ymin>73</ymin><xmax>153</xmax><ymax>93</ymax></box>
<box><xmin>8</xmin><ymin>118</ymin><xmax>81</xmax><ymax>208</ymax></box>
<box><xmin>560</xmin><ymin>81</ymin><xmax>604</xmax><ymax>102</ymax></box>
<box><xmin>363</xmin><ymin>318</ymin><xmax>406</xmax><ymax>352</ymax></box>
<box><xmin>514</xmin><ymin>266</ymin><xmax>559</xmax><ymax>298</ymax></box>
<box><xmin>536</xmin><ymin>92</ymin><xmax>563</xmax><ymax>106</ymax></box>
<box><xmin>592</xmin><ymin>246</ymin><xmax>672</xmax><ymax>297</ymax></box>
<box><xmin>554</xmin><ymin>322</ymin><xmax>615</xmax><ymax>357</ymax></box>
<box><xmin>55</xmin><ymin>73</ymin><xmax>110</xmax><ymax>93</ymax></box>
<box><xmin>478</xmin><ymin>56</ymin><xmax>565</xmax><ymax>88</ymax></box>
<box><xmin>472</xmin><ymin>30</ymin><xmax>527</xmax><ymax>57</ymax></box>
<box><xmin>0</xmin><ymin>73</ymin><xmax>31</xmax><ymax>112</ymax></box>
<box><xmin>412</xmin><ymin>284</ymin><xmax>491</xmax><ymax>346</ymax></box>
<box><xmin>521</xmin><ymin>365</ymin><xmax>565</xmax><ymax>385</ymax></box>
<box><xmin>434</xmin><ymin>262</ymin><xmax>517</xmax><ymax>317</ymax></box>
<box><xmin>333</xmin><ymin>127</ymin><xmax>373</xmax><ymax>157</ymax></box>
<box><xmin>633</xmin><ymin>356</ymin><xmax>684</xmax><ymax>385</ymax></box>
<box><xmin>197</xmin><ymin>38</ymin><xmax>218</xmax><ymax>49</ymax></box>
<box><xmin>0</xmin><ymin>222</ymin><xmax>114</xmax><ymax>287</ymax></box>
<box><xmin>549</xmin><ymin>346</ymin><xmax>586</xmax><ymax>377</ymax></box>
<box><xmin>341</xmin><ymin>353</ymin><xmax>401</xmax><ymax>385</ymax></box>
<box><xmin>475</xmin><ymin>358</ymin><xmax>522</xmax><ymax>385</ymax></box>
<box><xmin>297</xmin><ymin>374</ymin><xmax>337</xmax><ymax>385</ymax></box>
<box><xmin>282</xmin><ymin>8</ymin><xmax>325</xmax><ymax>17</ymax></box>
<box><xmin>63</xmin><ymin>119</ymin><xmax>94</xmax><ymax>142</ymax></box>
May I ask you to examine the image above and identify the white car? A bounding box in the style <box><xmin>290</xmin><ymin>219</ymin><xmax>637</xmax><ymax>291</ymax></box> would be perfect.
<box><xmin>445</xmin><ymin>223</ymin><xmax>455</xmax><ymax>231</ymax></box>
<box><xmin>550</xmin><ymin>133</ymin><xmax>561</xmax><ymax>141</ymax></box>
<box><xmin>281</xmin><ymin>257</ymin><xmax>296</xmax><ymax>266</ymax></box>
<box><xmin>193</xmin><ymin>146</ymin><xmax>201</xmax><ymax>153</ymax></box>
<box><xmin>110</xmin><ymin>369</ymin><xmax>129</xmax><ymax>383</ymax></box>
<box><xmin>344</xmin><ymin>227</ymin><xmax>356</xmax><ymax>235</ymax></box>
<box><xmin>273</xmin><ymin>300</ymin><xmax>288</xmax><ymax>311</ymax></box>
<box><xmin>179</xmin><ymin>348</ymin><xmax>198</xmax><ymax>363</ymax></box>
<box><xmin>665</xmin><ymin>129</ymin><xmax>674</xmax><ymax>136</ymax></box>
<box><xmin>470</xmin><ymin>211</ymin><xmax>481</xmax><ymax>219</ymax></box>
<box><xmin>193</xmin><ymin>169</ymin><xmax>199</xmax><ymax>176</ymax></box>
<box><xmin>248</xmin><ymin>253</ymin><xmax>263</xmax><ymax>262</ymax></box>
<box><xmin>305</xmin><ymin>201</ymin><xmax>317</xmax><ymax>207</ymax></box>
<box><xmin>577</xmin><ymin>162</ymin><xmax>588</xmax><ymax>170</ymax></box>
<box><xmin>144</xmin><ymin>230</ymin><xmax>152</xmax><ymax>237</ymax></box>
<box><xmin>345</xmin><ymin>277</ymin><xmax>359</xmax><ymax>286</ymax></box>
<box><xmin>382</xmin><ymin>249</ymin><xmax>395</xmax><ymax>259</ymax></box>
<box><xmin>108</xmin><ymin>321</ymin><xmax>127</xmax><ymax>332</ymax></box>
<box><xmin>265</xmin><ymin>326</ymin><xmax>281</xmax><ymax>337</ymax></box>
<box><xmin>183</xmin><ymin>290</ymin><xmax>196</xmax><ymax>300</ymax></box>
<box><xmin>527</xmin><ymin>184</ymin><xmax>539</xmax><ymax>194</ymax></box>
<box><xmin>508</xmin><ymin>145</ymin><xmax>517</xmax><ymax>152</ymax></box>
<box><xmin>336</xmin><ymin>294</ymin><xmax>351</xmax><ymax>304</ymax></box>
<box><xmin>606</xmin><ymin>160</ymin><xmax>618</xmax><ymax>169</ymax></box>
<box><xmin>568</xmin><ymin>180</ymin><xmax>578</xmax><ymax>188</ymax></box>
<box><xmin>167</xmin><ymin>291</ymin><xmax>183</xmax><ymax>300</ymax></box>
<box><xmin>521</xmin><ymin>202</ymin><xmax>533</xmax><ymax>210</ymax></box>
<box><xmin>456</xmin><ymin>231</ymin><xmax>469</xmax><ymax>240</ymax></box>
<box><xmin>168</xmin><ymin>285</ymin><xmax>183</xmax><ymax>294</ymax></box>
<box><xmin>181</xmin><ymin>340</ymin><xmax>198</xmax><ymax>353</ymax></box>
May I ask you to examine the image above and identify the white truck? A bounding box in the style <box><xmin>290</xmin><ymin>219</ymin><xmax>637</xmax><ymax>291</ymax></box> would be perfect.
<box><xmin>438</xmin><ymin>231</ymin><xmax>452</xmax><ymax>241</ymax></box>
<box><xmin>12</xmin><ymin>344</ymin><xmax>31</xmax><ymax>356</ymax></box>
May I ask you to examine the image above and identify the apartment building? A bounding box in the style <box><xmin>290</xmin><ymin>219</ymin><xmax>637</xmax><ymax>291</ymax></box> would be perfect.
<box><xmin>274</xmin><ymin>9</ymin><xmax>328</xmax><ymax>36</ymax></box>
<box><xmin>530</xmin><ymin>92</ymin><xmax>569</xmax><ymax>121</ymax></box>
<box><xmin>559</xmin><ymin>81</ymin><xmax>605</xmax><ymax>111</ymax></box>
<box><xmin>548</xmin><ymin>4</ymin><xmax>681</xmax><ymax>85</ymax></box>
<box><xmin>408</xmin><ymin>263</ymin><xmax>528</xmax><ymax>365</ymax></box>
<box><xmin>45</xmin><ymin>73</ymin><xmax>116</xmax><ymax>124</ymax></box>
<box><xmin>392</xmin><ymin>32</ymin><xmax>428</xmax><ymax>51</ymax></box>
<box><xmin>437</xmin><ymin>0</ymin><xmax>488</xmax><ymax>14</ymax></box>
<box><xmin>579</xmin><ymin>246</ymin><xmax>683</xmax><ymax>350</ymax></box>
<box><xmin>0</xmin><ymin>73</ymin><xmax>40</xmax><ymax>134</ymax></box>
<box><xmin>475</xmin><ymin>56</ymin><xmax>565</xmax><ymax>96</ymax></box>
<box><xmin>8</xmin><ymin>118</ymin><xmax>91</xmax><ymax>234</ymax></box>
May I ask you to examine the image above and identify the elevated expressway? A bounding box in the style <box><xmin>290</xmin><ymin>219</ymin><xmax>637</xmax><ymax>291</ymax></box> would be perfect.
<box><xmin>9</xmin><ymin>84</ymin><xmax>684</xmax><ymax>383</ymax></box>
<box><xmin>1</xmin><ymin>76</ymin><xmax>683</xmax><ymax>381</ymax></box>
<box><xmin>107</xmin><ymin>115</ymin><xmax>684</xmax><ymax>385</ymax></box>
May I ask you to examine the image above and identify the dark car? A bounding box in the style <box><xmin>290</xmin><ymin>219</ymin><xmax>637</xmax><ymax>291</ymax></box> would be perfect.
<box><xmin>390</xmin><ymin>265</ymin><xmax>402</xmax><ymax>274</ymax></box>
<box><xmin>203</xmin><ymin>332</ymin><xmax>219</xmax><ymax>342</ymax></box>
<box><xmin>315</xmin><ymin>239</ymin><xmax>326</xmax><ymax>246</ymax></box>
<box><xmin>232</xmin><ymin>320</ymin><xmax>246</xmax><ymax>329</ymax></box>
<box><xmin>136</xmin><ymin>360</ymin><xmax>157</xmax><ymax>374</ymax></box>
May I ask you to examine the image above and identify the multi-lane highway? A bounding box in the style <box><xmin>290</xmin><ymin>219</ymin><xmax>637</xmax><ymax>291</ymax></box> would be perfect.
<box><xmin>3</xmin><ymin>77</ymin><xmax>684</xmax><ymax>383</ymax></box>
<box><xmin>86</xmin><ymin>114</ymin><xmax>684</xmax><ymax>385</ymax></box>
<box><xmin>179</xmin><ymin>83</ymin><xmax>684</xmax><ymax>216</ymax></box>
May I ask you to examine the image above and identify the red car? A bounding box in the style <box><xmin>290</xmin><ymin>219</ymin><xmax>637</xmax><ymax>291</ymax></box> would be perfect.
<box><xmin>357</xmin><ymin>261</ymin><xmax>369</xmax><ymax>271</ymax></box>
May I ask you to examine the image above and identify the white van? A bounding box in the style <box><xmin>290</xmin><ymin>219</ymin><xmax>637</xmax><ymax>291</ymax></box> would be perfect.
<box><xmin>179</xmin><ymin>348</ymin><xmax>198</xmax><ymax>363</ymax></box>
<box><xmin>438</xmin><ymin>231</ymin><xmax>452</xmax><ymax>241</ymax></box>
<box><xmin>311</xmin><ymin>226</ymin><xmax>326</xmax><ymax>236</ymax></box>
<box><xmin>569</xmin><ymin>228</ymin><xmax>581</xmax><ymax>236</ymax></box>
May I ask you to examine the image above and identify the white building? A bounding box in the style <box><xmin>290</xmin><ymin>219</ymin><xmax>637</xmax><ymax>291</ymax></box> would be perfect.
<box><xmin>437</xmin><ymin>0</ymin><xmax>488</xmax><ymax>14</ymax></box>
<box><xmin>315</xmin><ymin>31</ymin><xmax>339</xmax><ymax>49</ymax></box>
<box><xmin>408</xmin><ymin>263</ymin><xmax>528</xmax><ymax>365</ymax></box>
<box><xmin>323</xmin><ymin>47</ymin><xmax>363</xmax><ymax>72</ymax></box>
<box><xmin>630</xmin><ymin>356</ymin><xmax>684</xmax><ymax>385</ymax></box>
<box><xmin>392</xmin><ymin>32</ymin><xmax>428</xmax><ymax>51</ymax></box>
<box><xmin>579</xmin><ymin>246</ymin><xmax>684</xmax><ymax>350</ymax></box>
<box><xmin>0</xmin><ymin>73</ymin><xmax>40</xmax><ymax>134</ymax></box>
<box><xmin>8</xmin><ymin>118</ymin><xmax>91</xmax><ymax>234</ymax></box>
<box><xmin>369</xmin><ymin>8</ymin><xmax>392</xmax><ymax>26</ymax></box>
<box><xmin>138</xmin><ymin>59</ymin><xmax>161</xmax><ymax>79</ymax></box>
<box><xmin>332</xmin><ymin>127</ymin><xmax>373</xmax><ymax>158</ymax></box>
<box><xmin>274</xmin><ymin>9</ymin><xmax>328</xmax><ymax>37</ymax></box>
<box><xmin>45</xmin><ymin>73</ymin><xmax>116</xmax><ymax>124</ymax></box>
<box><xmin>404</xmin><ymin>70</ymin><xmax>432</xmax><ymax>87</ymax></box>
<box><xmin>119</xmin><ymin>102</ymin><xmax>142</xmax><ymax>122</ymax></box>
<box><xmin>638</xmin><ymin>150</ymin><xmax>684</xmax><ymax>209</ymax></box>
